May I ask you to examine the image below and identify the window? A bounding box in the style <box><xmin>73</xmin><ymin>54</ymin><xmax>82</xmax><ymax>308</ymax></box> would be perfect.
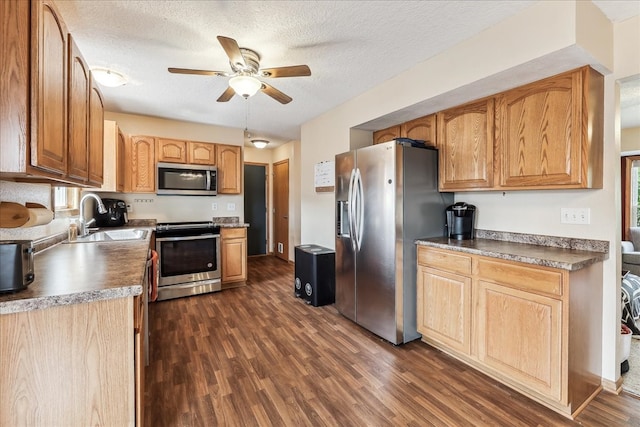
<box><xmin>632</xmin><ymin>160</ymin><xmax>640</xmax><ymax>227</ymax></box>
<box><xmin>53</xmin><ymin>187</ymin><xmax>80</xmax><ymax>216</ymax></box>
<box><xmin>621</xmin><ymin>155</ymin><xmax>640</xmax><ymax>240</ymax></box>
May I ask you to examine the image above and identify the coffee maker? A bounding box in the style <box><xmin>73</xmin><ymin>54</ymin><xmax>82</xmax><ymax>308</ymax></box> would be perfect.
<box><xmin>446</xmin><ymin>202</ymin><xmax>476</xmax><ymax>240</ymax></box>
<box><xmin>94</xmin><ymin>198</ymin><xmax>128</xmax><ymax>227</ymax></box>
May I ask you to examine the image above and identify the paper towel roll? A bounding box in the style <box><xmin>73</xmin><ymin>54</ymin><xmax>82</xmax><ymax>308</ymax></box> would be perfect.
<box><xmin>21</xmin><ymin>208</ymin><xmax>54</xmax><ymax>227</ymax></box>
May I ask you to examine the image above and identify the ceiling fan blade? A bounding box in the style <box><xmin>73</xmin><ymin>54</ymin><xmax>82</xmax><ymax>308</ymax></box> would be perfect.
<box><xmin>168</xmin><ymin>67</ymin><xmax>228</xmax><ymax>76</ymax></box>
<box><xmin>217</xmin><ymin>86</ymin><xmax>235</xmax><ymax>102</ymax></box>
<box><xmin>217</xmin><ymin>36</ymin><xmax>246</xmax><ymax>69</ymax></box>
<box><xmin>260</xmin><ymin>82</ymin><xmax>292</xmax><ymax>104</ymax></box>
<box><xmin>260</xmin><ymin>65</ymin><xmax>311</xmax><ymax>78</ymax></box>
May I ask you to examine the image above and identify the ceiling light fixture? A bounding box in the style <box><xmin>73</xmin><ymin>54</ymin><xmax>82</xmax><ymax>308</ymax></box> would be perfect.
<box><xmin>251</xmin><ymin>139</ymin><xmax>269</xmax><ymax>149</ymax></box>
<box><xmin>229</xmin><ymin>74</ymin><xmax>262</xmax><ymax>98</ymax></box>
<box><xmin>91</xmin><ymin>67</ymin><xmax>128</xmax><ymax>87</ymax></box>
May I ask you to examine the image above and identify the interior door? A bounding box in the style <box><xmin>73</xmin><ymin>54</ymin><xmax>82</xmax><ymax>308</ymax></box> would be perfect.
<box><xmin>244</xmin><ymin>163</ymin><xmax>267</xmax><ymax>256</ymax></box>
<box><xmin>273</xmin><ymin>160</ymin><xmax>289</xmax><ymax>261</ymax></box>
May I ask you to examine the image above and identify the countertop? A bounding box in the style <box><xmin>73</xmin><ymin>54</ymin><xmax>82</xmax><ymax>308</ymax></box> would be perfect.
<box><xmin>416</xmin><ymin>230</ymin><xmax>609</xmax><ymax>271</ymax></box>
<box><xmin>0</xmin><ymin>225</ymin><xmax>154</xmax><ymax>315</ymax></box>
<box><xmin>212</xmin><ymin>216</ymin><xmax>249</xmax><ymax>228</ymax></box>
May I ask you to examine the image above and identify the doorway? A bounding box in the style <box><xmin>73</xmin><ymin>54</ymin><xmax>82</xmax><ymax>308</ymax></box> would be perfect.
<box><xmin>244</xmin><ymin>163</ymin><xmax>268</xmax><ymax>256</ymax></box>
<box><xmin>273</xmin><ymin>159</ymin><xmax>289</xmax><ymax>261</ymax></box>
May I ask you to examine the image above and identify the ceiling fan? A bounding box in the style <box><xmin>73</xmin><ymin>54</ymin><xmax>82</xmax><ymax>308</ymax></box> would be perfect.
<box><xmin>168</xmin><ymin>36</ymin><xmax>311</xmax><ymax>104</ymax></box>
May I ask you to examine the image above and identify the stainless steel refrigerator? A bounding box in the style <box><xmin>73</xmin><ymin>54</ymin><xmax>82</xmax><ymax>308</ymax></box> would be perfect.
<box><xmin>335</xmin><ymin>140</ymin><xmax>453</xmax><ymax>344</ymax></box>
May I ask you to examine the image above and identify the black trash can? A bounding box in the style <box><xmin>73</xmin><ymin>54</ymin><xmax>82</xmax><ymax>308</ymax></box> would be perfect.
<box><xmin>294</xmin><ymin>245</ymin><xmax>335</xmax><ymax>307</ymax></box>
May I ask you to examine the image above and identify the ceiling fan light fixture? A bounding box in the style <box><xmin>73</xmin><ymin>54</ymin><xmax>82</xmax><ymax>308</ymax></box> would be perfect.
<box><xmin>229</xmin><ymin>75</ymin><xmax>262</xmax><ymax>98</ymax></box>
<box><xmin>251</xmin><ymin>139</ymin><xmax>269</xmax><ymax>149</ymax></box>
<box><xmin>91</xmin><ymin>67</ymin><xmax>128</xmax><ymax>87</ymax></box>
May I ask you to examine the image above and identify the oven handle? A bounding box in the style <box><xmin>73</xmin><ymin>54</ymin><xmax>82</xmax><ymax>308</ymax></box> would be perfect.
<box><xmin>157</xmin><ymin>234</ymin><xmax>220</xmax><ymax>242</ymax></box>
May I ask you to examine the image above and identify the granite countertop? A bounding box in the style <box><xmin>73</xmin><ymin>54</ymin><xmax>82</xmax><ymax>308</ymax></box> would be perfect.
<box><xmin>212</xmin><ymin>216</ymin><xmax>249</xmax><ymax>228</ymax></box>
<box><xmin>415</xmin><ymin>230</ymin><xmax>609</xmax><ymax>271</ymax></box>
<box><xmin>0</xmin><ymin>225</ymin><xmax>154</xmax><ymax>315</ymax></box>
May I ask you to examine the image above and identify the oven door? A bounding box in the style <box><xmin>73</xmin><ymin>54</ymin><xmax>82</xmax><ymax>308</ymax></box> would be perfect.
<box><xmin>156</xmin><ymin>233</ymin><xmax>220</xmax><ymax>286</ymax></box>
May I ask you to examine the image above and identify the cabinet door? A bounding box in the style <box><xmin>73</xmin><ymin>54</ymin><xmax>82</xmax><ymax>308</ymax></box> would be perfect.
<box><xmin>217</xmin><ymin>144</ymin><xmax>242</xmax><ymax>194</ymax></box>
<box><xmin>66</xmin><ymin>36</ymin><xmax>90</xmax><ymax>182</ymax></box>
<box><xmin>437</xmin><ymin>98</ymin><xmax>494</xmax><ymax>191</ymax></box>
<box><xmin>156</xmin><ymin>138</ymin><xmax>186</xmax><ymax>163</ymax></box>
<box><xmin>401</xmin><ymin>115</ymin><xmax>436</xmax><ymax>147</ymax></box>
<box><xmin>88</xmin><ymin>81</ymin><xmax>104</xmax><ymax>186</ymax></box>
<box><xmin>417</xmin><ymin>266</ymin><xmax>471</xmax><ymax>355</ymax></box>
<box><xmin>128</xmin><ymin>136</ymin><xmax>156</xmax><ymax>193</ymax></box>
<box><xmin>32</xmin><ymin>0</ymin><xmax>68</xmax><ymax>175</ymax></box>
<box><xmin>221</xmin><ymin>228</ymin><xmax>247</xmax><ymax>283</ymax></box>
<box><xmin>188</xmin><ymin>142</ymin><xmax>216</xmax><ymax>165</ymax></box>
<box><xmin>498</xmin><ymin>69</ymin><xmax>583</xmax><ymax>188</ymax></box>
<box><xmin>116</xmin><ymin>130</ymin><xmax>126</xmax><ymax>192</ymax></box>
<box><xmin>476</xmin><ymin>280</ymin><xmax>563</xmax><ymax>401</ymax></box>
<box><xmin>373</xmin><ymin>125</ymin><xmax>401</xmax><ymax>145</ymax></box>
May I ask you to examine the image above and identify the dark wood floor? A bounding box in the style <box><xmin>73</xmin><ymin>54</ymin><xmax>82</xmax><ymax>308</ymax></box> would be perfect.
<box><xmin>144</xmin><ymin>256</ymin><xmax>640</xmax><ymax>426</ymax></box>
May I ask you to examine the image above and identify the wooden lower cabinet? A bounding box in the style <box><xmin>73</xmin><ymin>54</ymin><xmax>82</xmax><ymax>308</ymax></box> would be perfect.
<box><xmin>476</xmin><ymin>280</ymin><xmax>563</xmax><ymax>401</ymax></box>
<box><xmin>416</xmin><ymin>265</ymin><xmax>471</xmax><ymax>355</ymax></box>
<box><xmin>221</xmin><ymin>227</ymin><xmax>247</xmax><ymax>286</ymax></box>
<box><xmin>416</xmin><ymin>245</ymin><xmax>603</xmax><ymax>419</ymax></box>
<box><xmin>0</xmin><ymin>298</ymin><xmax>135</xmax><ymax>426</ymax></box>
<box><xmin>134</xmin><ymin>294</ymin><xmax>145</xmax><ymax>427</ymax></box>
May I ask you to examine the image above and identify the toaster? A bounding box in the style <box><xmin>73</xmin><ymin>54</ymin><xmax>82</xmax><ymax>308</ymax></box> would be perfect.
<box><xmin>0</xmin><ymin>240</ymin><xmax>35</xmax><ymax>293</ymax></box>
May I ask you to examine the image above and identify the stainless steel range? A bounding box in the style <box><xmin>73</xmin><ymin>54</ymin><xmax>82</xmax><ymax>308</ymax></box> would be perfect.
<box><xmin>155</xmin><ymin>221</ymin><xmax>221</xmax><ymax>301</ymax></box>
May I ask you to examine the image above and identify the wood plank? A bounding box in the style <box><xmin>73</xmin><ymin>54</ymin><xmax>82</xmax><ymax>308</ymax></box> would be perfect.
<box><xmin>144</xmin><ymin>256</ymin><xmax>640</xmax><ymax>426</ymax></box>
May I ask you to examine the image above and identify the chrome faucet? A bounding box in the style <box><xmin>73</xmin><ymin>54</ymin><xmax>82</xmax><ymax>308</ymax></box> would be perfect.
<box><xmin>78</xmin><ymin>193</ymin><xmax>107</xmax><ymax>237</ymax></box>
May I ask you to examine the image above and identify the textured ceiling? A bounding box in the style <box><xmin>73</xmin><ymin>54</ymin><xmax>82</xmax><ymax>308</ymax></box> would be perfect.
<box><xmin>56</xmin><ymin>1</ymin><xmax>640</xmax><ymax>147</ymax></box>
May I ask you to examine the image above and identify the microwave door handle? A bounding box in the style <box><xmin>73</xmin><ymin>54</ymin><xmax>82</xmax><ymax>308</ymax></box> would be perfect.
<box><xmin>206</xmin><ymin>170</ymin><xmax>212</xmax><ymax>190</ymax></box>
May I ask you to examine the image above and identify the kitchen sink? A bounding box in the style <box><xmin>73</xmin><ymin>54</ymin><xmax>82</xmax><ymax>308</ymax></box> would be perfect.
<box><xmin>70</xmin><ymin>229</ymin><xmax>148</xmax><ymax>243</ymax></box>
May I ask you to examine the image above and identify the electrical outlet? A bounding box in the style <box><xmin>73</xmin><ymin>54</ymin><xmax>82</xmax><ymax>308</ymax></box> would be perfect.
<box><xmin>227</xmin><ymin>203</ymin><xmax>236</xmax><ymax>211</ymax></box>
<box><xmin>560</xmin><ymin>208</ymin><xmax>590</xmax><ymax>224</ymax></box>
<box><xmin>211</xmin><ymin>202</ymin><xmax>218</xmax><ymax>211</ymax></box>
<box><xmin>126</xmin><ymin>204</ymin><xmax>133</xmax><ymax>213</ymax></box>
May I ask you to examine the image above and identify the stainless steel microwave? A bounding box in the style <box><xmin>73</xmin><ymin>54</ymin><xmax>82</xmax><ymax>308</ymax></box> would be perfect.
<box><xmin>156</xmin><ymin>162</ymin><xmax>217</xmax><ymax>196</ymax></box>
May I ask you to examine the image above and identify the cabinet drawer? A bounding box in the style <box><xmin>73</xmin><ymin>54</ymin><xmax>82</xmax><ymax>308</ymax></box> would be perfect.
<box><xmin>476</xmin><ymin>258</ymin><xmax>563</xmax><ymax>296</ymax></box>
<box><xmin>417</xmin><ymin>247</ymin><xmax>472</xmax><ymax>275</ymax></box>
<box><xmin>221</xmin><ymin>227</ymin><xmax>246</xmax><ymax>239</ymax></box>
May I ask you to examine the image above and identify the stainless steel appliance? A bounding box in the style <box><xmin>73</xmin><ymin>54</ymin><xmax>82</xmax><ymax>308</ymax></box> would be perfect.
<box><xmin>155</xmin><ymin>221</ymin><xmax>221</xmax><ymax>300</ymax></box>
<box><xmin>446</xmin><ymin>202</ymin><xmax>476</xmax><ymax>240</ymax></box>
<box><xmin>156</xmin><ymin>162</ymin><xmax>217</xmax><ymax>196</ymax></box>
<box><xmin>335</xmin><ymin>140</ymin><xmax>453</xmax><ymax>344</ymax></box>
<box><xmin>94</xmin><ymin>198</ymin><xmax>128</xmax><ymax>227</ymax></box>
<box><xmin>0</xmin><ymin>240</ymin><xmax>35</xmax><ymax>293</ymax></box>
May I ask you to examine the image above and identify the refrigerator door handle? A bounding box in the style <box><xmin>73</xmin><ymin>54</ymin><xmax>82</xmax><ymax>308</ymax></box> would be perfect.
<box><xmin>347</xmin><ymin>168</ymin><xmax>357</xmax><ymax>252</ymax></box>
<box><xmin>355</xmin><ymin>168</ymin><xmax>364</xmax><ymax>251</ymax></box>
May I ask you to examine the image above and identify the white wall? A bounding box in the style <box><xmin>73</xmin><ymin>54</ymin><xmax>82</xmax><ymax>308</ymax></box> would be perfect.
<box><xmin>300</xmin><ymin>1</ymin><xmax>639</xmax><ymax>385</ymax></box>
<box><xmin>622</xmin><ymin>127</ymin><xmax>640</xmax><ymax>152</ymax></box>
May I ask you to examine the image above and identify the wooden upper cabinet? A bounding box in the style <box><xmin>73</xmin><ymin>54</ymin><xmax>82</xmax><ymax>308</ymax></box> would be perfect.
<box><xmin>66</xmin><ymin>35</ymin><xmax>90</xmax><ymax>183</ymax></box>
<box><xmin>497</xmin><ymin>66</ymin><xmax>603</xmax><ymax>189</ymax></box>
<box><xmin>128</xmin><ymin>136</ymin><xmax>156</xmax><ymax>193</ymax></box>
<box><xmin>401</xmin><ymin>114</ymin><xmax>436</xmax><ymax>147</ymax></box>
<box><xmin>32</xmin><ymin>0</ymin><xmax>68</xmax><ymax>176</ymax></box>
<box><xmin>217</xmin><ymin>144</ymin><xmax>242</xmax><ymax>194</ymax></box>
<box><xmin>437</xmin><ymin>98</ymin><xmax>494</xmax><ymax>191</ymax></box>
<box><xmin>88</xmin><ymin>79</ymin><xmax>104</xmax><ymax>186</ymax></box>
<box><xmin>373</xmin><ymin>125</ymin><xmax>401</xmax><ymax>145</ymax></box>
<box><xmin>156</xmin><ymin>138</ymin><xmax>186</xmax><ymax>163</ymax></box>
<box><xmin>116</xmin><ymin>129</ymin><xmax>126</xmax><ymax>192</ymax></box>
<box><xmin>188</xmin><ymin>142</ymin><xmax>216</xmax><ymax>165</ymax></box>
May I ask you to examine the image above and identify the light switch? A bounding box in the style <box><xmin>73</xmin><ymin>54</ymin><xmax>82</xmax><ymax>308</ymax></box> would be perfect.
<box><xmin>227</xmin><ymin>203</ymin><xmax>236</xmax><ymax>211</ymax></box>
